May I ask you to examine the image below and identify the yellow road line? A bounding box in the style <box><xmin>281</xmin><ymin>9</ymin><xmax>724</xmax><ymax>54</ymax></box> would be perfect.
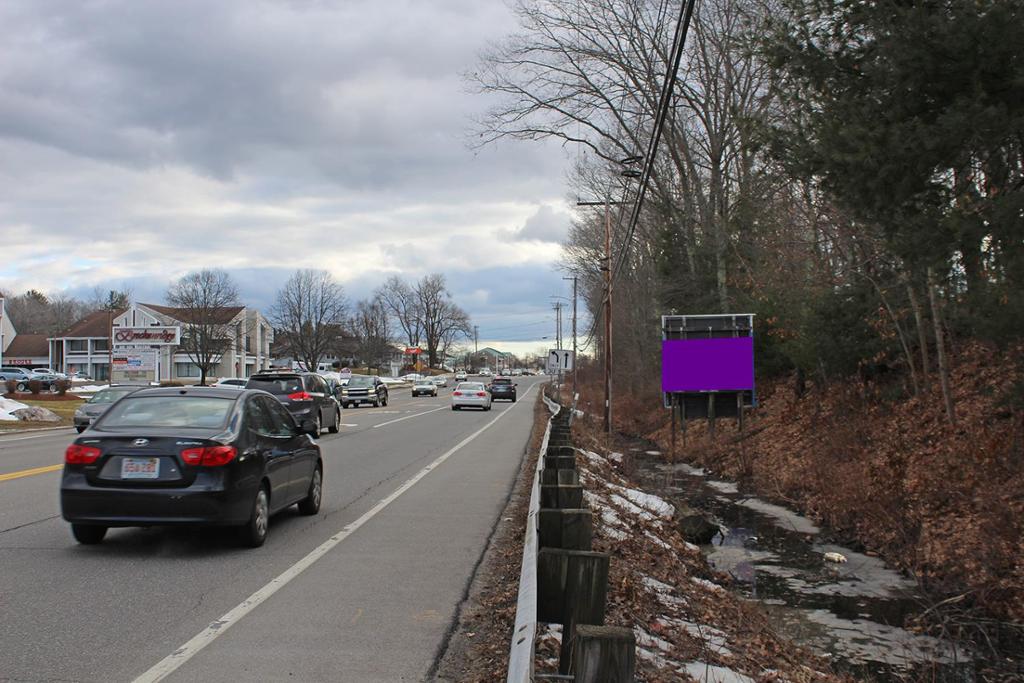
<box><xmin>0</xmin><ymin>463</ymin><xmax>62</xmax><ymax>482</ymax></box>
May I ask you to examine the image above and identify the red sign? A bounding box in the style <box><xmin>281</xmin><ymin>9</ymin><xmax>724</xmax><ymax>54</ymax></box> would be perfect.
<box><xmin>5</xmin><ymin>358</ymin><xmax>32</xmax><ymax>365</ymax></box>
<box><xmin>405</xmin><ymin>348</ymin><xmax>422</xmax><ymax>355</ymax></box>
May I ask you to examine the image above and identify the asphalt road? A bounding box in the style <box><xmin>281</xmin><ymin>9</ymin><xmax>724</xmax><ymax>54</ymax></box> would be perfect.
<box><xmin>0</xmin><ymin>376</ymin><xmax>545</xmax><ymax>682</ymax></box>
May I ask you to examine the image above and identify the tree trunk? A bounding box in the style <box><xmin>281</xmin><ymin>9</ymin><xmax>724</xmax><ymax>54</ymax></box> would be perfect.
<box><xmin>865</xmin><ymin>274</ymin><xmax>918</xmax><ymax>396</ymax></box>
<box><xmin>927</xmin><ymin>267</ymin><xmax>956</xmax><ymax>424</ymax></box>
<box><xmin>905</xmin><ymin>277</ymin><xmax>930</xmax><ymax>384</ymax></box>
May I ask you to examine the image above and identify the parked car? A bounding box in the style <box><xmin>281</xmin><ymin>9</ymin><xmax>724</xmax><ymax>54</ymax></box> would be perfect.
<box><xmin>60</xmin><ymin>386</ymin><xmax>323</xmax><ymax>547</ymax></box>
<box><xmin>412</xmin><ymin>377</ymin><xmax>438</xmax><ymax>397</ymax></box>
<box><xmin>31</xmin><ymin>368</ymin><xmax>66</xmax><ymax>380</ymax></box>
<box><xmin>0</xmin><ymin>366</ymin><xmax>53</xmax><ymax>392</ymax></box>
<box><xmin>213</xmin><ymin>378</ymin><xmax>247</xmax><ymax>390</ymax></box>
<box><xmin>245</xmin><ymin>371</ymin><xmax>341</xmax><ymax>434</ymax></box>
<box><xmin>339</xmin><ymin>374</ymin><xmax>389</xmax><ymax>408</ymax></box>
<box><xmin>488</xmin><ymin>377</ymin><xmax>518</xmax><ymax>402</ymax></box>
<box><xmin>431</xmin><ymin>376</ymin><xmax>449</xmax><ymax>388</ymax></box>
<box><xmin>72</xmin><ymin>385</ymin><xmax>143</xmax><ymax>432</ymax></box>
<box><xmin>451</xmin><ymin>382</ymin><xmax>491</xmax><ymax>411</ymax></box>
<box><xmin>455</xmin><ymin>371</ymin><xmax>468</xmax><ymax>382</ymax></box>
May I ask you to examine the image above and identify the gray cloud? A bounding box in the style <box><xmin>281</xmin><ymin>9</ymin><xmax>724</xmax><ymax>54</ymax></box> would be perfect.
<box><xmin>0</xmin><ymin>0</ymin><xmax>572</xmax><ymax>347</ymax></box>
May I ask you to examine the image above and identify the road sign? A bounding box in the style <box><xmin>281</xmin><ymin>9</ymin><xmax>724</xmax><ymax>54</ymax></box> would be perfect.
<box><xmin>546</xmin><ymin>349</ymin><xmax>574</xmax><ymax>373</ymax></box>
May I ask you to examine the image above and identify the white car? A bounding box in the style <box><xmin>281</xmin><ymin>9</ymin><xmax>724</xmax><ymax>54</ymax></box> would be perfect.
<box><xmin>451</xmin><ymin>382</ymin><xmax>491</xmax><ymax>411</ymax></box>
<box><xmin>431</xmin><ymin>376</ymin><xmax>449</xmax><ymax>388</ymax></box>
<box><xmin>412</xmin><ymin>378</ymin><xmax>438</xmax><ymax>397</ymax></box>
<box><xmin>455</xmin><ymin>371</ymin><xmax>468</xmax><ymax>382</ymax></box>
<box><xmin>402</xmin><ymin>373</ymin><xmax>423</xmax><ymax>381</ymax></box>
<box><xmin>213</xmin><ymin>378</ymin><xmax>247</xmax><ymax>389</ymax></box>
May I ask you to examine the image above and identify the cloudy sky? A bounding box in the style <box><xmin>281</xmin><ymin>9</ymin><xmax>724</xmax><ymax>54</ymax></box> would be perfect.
<box><xmin>0</xmin><ymin>0</ymin><xmax>581</xmax><ymax>355</ymax></box>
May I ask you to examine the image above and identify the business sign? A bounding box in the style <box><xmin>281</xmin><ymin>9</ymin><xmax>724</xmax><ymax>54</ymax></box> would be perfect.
<box><xmin>113</xmin><ymin>327</ymin><xmax>180</xmax><ymax>345</ymax></box>
<box><xmin>405</xmin><ymin>347</ymin><xmax>422</xmax><ymax>355</ymax></box>
<box><xmin>661</xmin><ymin>337</ymin><xmax>754</xmax><ymax>392</ymax></box>
<box><xmin>111</xmin><ymin>350</ymin><xmax>157</xmax><ymax>383</ymax></box>
<box><xmin>546</xmin><ymin>349</ymin><xmax>574</xmax><ymax>373</ymax></box>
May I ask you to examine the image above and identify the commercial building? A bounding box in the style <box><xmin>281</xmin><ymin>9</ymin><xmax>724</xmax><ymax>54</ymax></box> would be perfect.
<box><xmin>48</xmin><ymin>303</ymin><xmax>273</xmax><ymax>382</ymax></box>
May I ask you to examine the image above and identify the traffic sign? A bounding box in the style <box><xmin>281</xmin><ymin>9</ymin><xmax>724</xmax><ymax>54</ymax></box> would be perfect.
<box><xmin>546</xmin><ymin>349</ymin><xmax>574</xmax><ymax>373</ymax></box>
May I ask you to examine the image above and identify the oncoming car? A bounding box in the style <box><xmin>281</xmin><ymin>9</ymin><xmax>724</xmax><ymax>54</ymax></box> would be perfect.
<box><xmin>72</xmin><ymin>385</ymin><xmax>143</xmax><ymax>432</ymax></box>
<box><xmin>60</xmin><ymin>386</ymin><xmax>323</xmax><ymax>548</ymax></box>
<box><xmin>451</xmin><ymin>382</ymin><xmax>491</xmax><ymax>411</ymax></box>
<box><xmin>412</xmin><ymin>377</ymin><xmax>438</xmax><ymax>397</ymax></box>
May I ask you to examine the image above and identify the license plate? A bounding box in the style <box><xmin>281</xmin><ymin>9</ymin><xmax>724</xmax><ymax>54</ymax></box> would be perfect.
<box><xmin>121</xmin><ymin>457</ymin><xmax>160</xmax><ymax>479</ymax></box>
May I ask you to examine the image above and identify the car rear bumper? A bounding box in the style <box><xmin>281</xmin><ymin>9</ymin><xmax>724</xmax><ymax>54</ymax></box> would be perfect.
<box><xmin>60</xmin><ymin>471</ymin><xmax>253</xmax><ymax>526</ymax></box>
<box><xmin>452</xmin><ymin>398</ymin><xmax>489</xmax><ymax>408</ymax></box>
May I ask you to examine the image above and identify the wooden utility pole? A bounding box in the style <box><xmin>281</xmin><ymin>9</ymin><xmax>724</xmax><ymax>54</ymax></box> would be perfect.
<box><xmin>603</xmin><ymin>199</ymin><xmax>612</xmax><ymax>434</ymax></box>
<box><xmin>563</xmin><ymin>275</ymin><xmax>578</xmax><ymax>393</ymax></box>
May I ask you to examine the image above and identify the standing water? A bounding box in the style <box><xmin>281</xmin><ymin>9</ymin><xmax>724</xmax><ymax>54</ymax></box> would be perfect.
<box><xmin>632</xmin><ymin>451</ymin><xmax>975</xmax><ymax>682</ymax></box>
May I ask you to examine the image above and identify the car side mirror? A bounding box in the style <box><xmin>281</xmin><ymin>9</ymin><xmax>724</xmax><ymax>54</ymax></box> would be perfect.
<box><xmin>300</xmin><ymin>418</ymin><xmax>319</xmax><ymax>436</ymax></box>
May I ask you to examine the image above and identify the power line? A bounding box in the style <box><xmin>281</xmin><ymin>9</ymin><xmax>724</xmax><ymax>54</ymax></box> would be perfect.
<box><xmin>611</xmin><ymin>0</ymin><xmax>697</xmax><ymax>285</ymax></box>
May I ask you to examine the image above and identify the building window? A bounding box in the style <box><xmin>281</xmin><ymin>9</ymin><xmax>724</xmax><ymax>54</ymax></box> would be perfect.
<box><xmin>93</xmin><ymin>339</ymin><xmax>109</xmax><ymax>352</ymax></box>
<box><xmin>68</xmin><ymin>340</ymin><xmax>87</xmax><ymax>352</ymax></box>
<box><xmin>175</xmin><ymin>362</ymin><xmax>201</xmax><ymax>378</ymax></box>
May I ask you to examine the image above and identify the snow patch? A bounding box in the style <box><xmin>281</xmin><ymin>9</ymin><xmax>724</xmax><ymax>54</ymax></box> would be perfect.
<box><xmin>607</xmin><ymin>483</ymin><xmax>675</xmax><ymax>520</ymax></box>
<box><xmin>0</xmin><ymin>397</ymin><xmax>29</xmax><ymax>421</ymax></box>
<box><xmin>691</xmin><ymin>577</ymin><xmax>726</xmax><ymax>594</ymax></box>
<box><xmin>608</xmin><ymin>451</ymin><xmax>624</xmax><ymax>463</ymax></box>
<box><xmin>679</xmin><ymin>662</ymin><xmax>756</xmax><ymax>683</ymax></box>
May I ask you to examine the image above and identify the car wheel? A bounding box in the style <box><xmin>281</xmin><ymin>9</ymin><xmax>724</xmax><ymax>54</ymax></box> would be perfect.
<box><xmin>328</xmin><ymin>408</ymin><xmax>340</xmax><ymax>434</ymax></box>
<box><xmin>372</xmin><ymin>400</ymin><xmax>380</xmax><ymax>407</ymax></box>
<box><xmin>75</xmin><ymin>426</ymin><xmax>86</xmax><ymax>433</ymax></box>
<box><xmin>382</xmin><ymin>395</ymin><xmax>388</xmax><ymax>407</ymax></box>
<box><xmin>512</xmin><ymin>396</ymin><xmax>517</xmax><ymax>402</ymax></box>
<box><xmin>313</xmin><ymin>414</ymin><xmax>322</xmax><ymax>436</ymax></box>
<box><xmin>16</xmin><ymin>382</ymin><xmax>27</xmax><ymax>392</ymax></box>
<box><xmin>71</xmin><ymin>524</ymin><xmax>107</xmax><ymax>544</ymax></box>
<box><xmin>297</xmin><ymin>466</ymin><xmax>322</xmax><ymax>515</ymax></box>
<box><xmin>240</xmin><ymin>485</ymin><xmax>270</xmax><ymax>548</ymax></box>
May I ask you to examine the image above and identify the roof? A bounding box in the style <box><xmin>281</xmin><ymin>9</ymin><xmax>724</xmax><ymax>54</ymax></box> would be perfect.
<box><xmin>56</xmin><ymin>309</ymin><xmax>126</xmax><ymax>338</ymax></box>
<box><xmin>477</xmin><ymin>347</ymin><xmax>512</xmax><ymax>357</ymax></box>
<box><xmin>4</xmin><ymin>334</ymin><xmax>49</xmax><ymax>358</ymax></box>
<box><xmin>143</xmin><ymin>303</ymin><xmax>245</xmax><ymax>325</ymax></box>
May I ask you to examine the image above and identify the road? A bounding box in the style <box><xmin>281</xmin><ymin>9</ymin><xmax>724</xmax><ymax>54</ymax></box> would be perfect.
<box><xmin>0</xmin><ymin>376</ymin><xmax>545</xmax><ymax>682</ymax></box>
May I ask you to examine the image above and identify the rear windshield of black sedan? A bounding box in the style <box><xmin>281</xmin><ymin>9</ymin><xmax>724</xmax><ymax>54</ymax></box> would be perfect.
<box><xmin>97</xmin><ymin>396</ymin><xmax>235</xmax><ymax>429</ymax></box>
<box><xmin>246</xmin><ymin>376</ymin><xmax>303</xmax><ymax>394</ymax></box>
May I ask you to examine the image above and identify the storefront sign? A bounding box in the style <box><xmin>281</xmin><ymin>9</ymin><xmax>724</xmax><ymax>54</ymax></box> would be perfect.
<box><xmin>113</xmin><ymin>327</ymin><xmax>180</xmax><ymax>345</ymax></box>
<box><xmin>111</xmin><ymin>350</ymin><xmax>157</xmax><ymax>383</ymax></box>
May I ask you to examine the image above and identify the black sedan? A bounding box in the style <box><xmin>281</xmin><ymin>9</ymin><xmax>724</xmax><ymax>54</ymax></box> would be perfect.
<box><xmin>488</xmin><ymin>377</ymin><xmax>518</xmax><ymax>402</ymax></box>
<box><xmin>60</xmin><ymin>386</ymin><xmax>323</xmax><ymax>548</ymax></box>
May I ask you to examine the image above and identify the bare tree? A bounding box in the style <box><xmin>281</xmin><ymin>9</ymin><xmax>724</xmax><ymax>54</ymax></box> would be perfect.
<box><xmin>166</xmin><ymin>269</ymin><xmax>242</xmax><ymax>386</ymax></box>
<box><xmin>376</xmin><ymin>276</ymin><xmax>421</xmax><ymax>348</ymax></box>
<box><xmin>351</xmin><ymin>296</ymin><xmax>393</xmax><ymax>374</ymax></box>
<box><xmin>272</xmin><ymin>269</ymin><xmax>348</xmax><ymax>373</ymax></box>
<box><xmin>415</xmin><ymin>274</ymin><xmax>472</xmax><ymax>368</ymax></box>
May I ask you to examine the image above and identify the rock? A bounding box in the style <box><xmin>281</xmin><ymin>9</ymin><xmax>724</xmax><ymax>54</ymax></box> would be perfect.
<box><xmin>823</xmin><ymin>551</ymin><xmax>848</xmax><ymax>564</ymax></box>
<box><xmin>12</xmin><ymin>406</ymin><xmax>61</xmax><ymax>423</ymax></box>
<box><xmin>674</xmin><ymin>508</ymin><xmax>721</xmax><ymax>545</ymax></box>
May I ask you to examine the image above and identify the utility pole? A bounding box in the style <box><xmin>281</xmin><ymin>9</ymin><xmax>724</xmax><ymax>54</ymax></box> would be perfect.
<box><xmin>552</xmin><ymin>302</ymin><xmax>563</xmax><ymax>350</ymax></box>
<box><xmin>603</xmin><ymin>200</ymin><xmax>612</xmax><ymax>434</ymax></box>
<box><xmin>563</xmin><ymin>275</ymin><xmax>578</xmax><ymax>392</ymax></box>
<box><xmin>473</xmin><ymin>325</ymin><xmax>478</xmax><ymax>354</ymax></box>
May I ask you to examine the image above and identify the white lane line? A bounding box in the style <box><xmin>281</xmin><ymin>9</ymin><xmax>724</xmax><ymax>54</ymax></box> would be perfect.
<box><xmin>371</xmin><ymin>406</ymin><xmax>446</xmax><ymax>429</ymax></box>
<box><xmin>0</xmin><ymin>428</ymin><xmax>74</xmax><ymax>444</ymax></box>
<box><xmin>133</xmin><ymin>381</ymin><xmax>536</xmax><ymax>683</ymax></box>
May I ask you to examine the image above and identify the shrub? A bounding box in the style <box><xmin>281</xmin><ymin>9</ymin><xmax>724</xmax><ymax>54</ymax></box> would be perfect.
<box><xmin>55</xmin><ymin>379</ymin><xmax>71</xmax><ymax>396</ymax></box>
<box><xmin>159</xmin><ymin>381</ymin><xmax>185</xmax><ymax>387</ymax></box>
<box><xmin>4</xmin><ymin>379</ymin><xmax>15</xmax><ymax>395</ymax></box>
<box><xmin>27</xmin><ymin>379</ymin><xmax>42</xmax><ymax>395</ymax></box>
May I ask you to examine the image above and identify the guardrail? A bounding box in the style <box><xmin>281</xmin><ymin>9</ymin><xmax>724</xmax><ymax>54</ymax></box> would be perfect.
<box><xmin>507</xmin><ymin>391</ymin><xmax>635</xmax><ymax>682</ymax></box>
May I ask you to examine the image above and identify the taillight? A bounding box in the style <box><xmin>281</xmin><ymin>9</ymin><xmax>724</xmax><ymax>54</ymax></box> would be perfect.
<box><xmin>477</xmin><ymin>392</ymin><xmax>487</xmax><ymax>397</ymax></box>
<box><xmin>288</xmin><ymin>391</ymin><xmax>312</xmax><ymax>401</ymax></box>
<box><xmin>453</xmin><ymin>391</ymin><xmax>462</xmax><ymax>396</ymax></box>
<box><xmin>65</xmin><ymin>444</ymin><xmax>101</xmax><ymax>464</ymax></box>
<box><xmin>180</xmin><ymin>445</ymin><xmax>238</xmax><ymax>467</ymax></box>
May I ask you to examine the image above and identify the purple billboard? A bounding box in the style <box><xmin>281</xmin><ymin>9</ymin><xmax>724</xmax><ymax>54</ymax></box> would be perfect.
<box><xmin>661</xmin><ymin>337</ymin><xmax>754</xmax><ymax>392</ymax></box>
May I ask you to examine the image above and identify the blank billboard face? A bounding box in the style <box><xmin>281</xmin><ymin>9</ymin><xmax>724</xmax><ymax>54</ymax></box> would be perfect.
<box><xmin>661</xmin><ymin>338</ymin><xmax>754</xmax><ymax>392</ymax></box>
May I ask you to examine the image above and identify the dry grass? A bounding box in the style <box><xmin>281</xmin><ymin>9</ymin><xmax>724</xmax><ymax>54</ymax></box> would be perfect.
<box><xmin>0</xmin><ymin>396</ymin><xmax>83</xmax><ymax>431</ymax></box>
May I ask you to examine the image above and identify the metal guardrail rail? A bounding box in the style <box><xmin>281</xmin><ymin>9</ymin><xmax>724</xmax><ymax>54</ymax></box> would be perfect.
<box><xmin>507</xmin><ymin>394</ymin><xmax>561</xmax><ymax>683</ymax></box>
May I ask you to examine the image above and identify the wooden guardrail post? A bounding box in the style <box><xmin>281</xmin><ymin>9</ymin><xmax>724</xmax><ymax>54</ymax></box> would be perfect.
<box><xmin>570</xmin><ymin>625</ymin><xmax>636</xmax><ymax>683</ymax></box>
<box><xmin>537</xmin><ymin>508</ymin><xmax>592</xmax><ymax>550</ymax></box>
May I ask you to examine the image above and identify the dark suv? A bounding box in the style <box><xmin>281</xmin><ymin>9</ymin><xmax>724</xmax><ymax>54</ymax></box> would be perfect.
<box><xmin>245</xmin><ymin>371</ymin><xmax>341</xmax><ymax>434</ymax></box>
<box><xmin>340</xmin><ymin>374</ymin><xmax>388</xmax><ymax>408</ymax></box>
<box><xmin>488</xmin><ymin>377</ymin><xmax>517</xmax><ymax>402</ymax></box>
